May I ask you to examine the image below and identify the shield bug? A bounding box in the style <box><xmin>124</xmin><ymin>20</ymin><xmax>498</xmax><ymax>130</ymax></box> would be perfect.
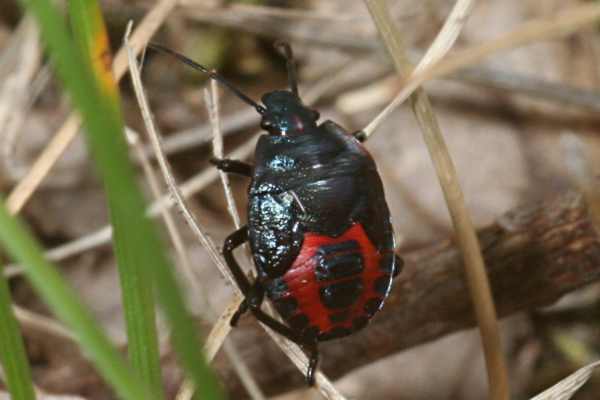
<box><xmin>149</xmin><ymin>42</ymin><xmax>403</xmax><ymax>385</ymax></box>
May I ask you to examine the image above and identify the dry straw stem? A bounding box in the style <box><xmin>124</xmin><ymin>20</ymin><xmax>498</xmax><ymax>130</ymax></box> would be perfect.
<box><xmin>125</xmin><ymin>38</ymin><xmax>236</xmax><ymax>290</ymax></box>
<box><xmin>126</xmin><ymin>35</ymin><xmax>346</xmax><ymax>400</ymax></box>
<box><xmin>204</xmin><ymin>75</ymin><xmax>266</xmax><ymax>400</ymax></box>
<box><xmin>364</xmin><ymin>2</ymin><xmax>600</xmax><ymax>137</ymax></box>
<box><xmin>5</xmin><ymin>0</ymin><xmax>178</xmax><ymax>215</ymax></box>
<box><xmin>207</xmin><ymin>81</ymin><xmax>242</xmax><ymax>231</ymax></box>
<box><xmin>364</xmin><ymin>1</ymin><xmax>509</xmax><ymax>400</ymax></box>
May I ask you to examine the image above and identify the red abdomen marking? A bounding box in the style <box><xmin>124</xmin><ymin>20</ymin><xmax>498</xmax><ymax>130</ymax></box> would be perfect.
<box><xmin>265</xmin><ymin>223</ymin><xmax>394</xmax><ymax>340</ymax></box>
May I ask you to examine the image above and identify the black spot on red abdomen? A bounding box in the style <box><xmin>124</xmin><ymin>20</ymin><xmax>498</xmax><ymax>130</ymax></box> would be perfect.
<box><xmin>264</xmin><ymin>223</ymin><xmax>395</xmax><ymax>341</ymax></box>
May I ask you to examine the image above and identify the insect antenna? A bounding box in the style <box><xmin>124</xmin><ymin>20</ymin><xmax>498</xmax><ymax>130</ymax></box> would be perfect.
<box><xmin>148</xmin><ymin>43</ymin><xmax>265</xmax><ymax>114</ymax></box>
<box><xmin>274</xmin><ymin>41</ymin><xmax>299</xmax><ymax>97</ymax></box>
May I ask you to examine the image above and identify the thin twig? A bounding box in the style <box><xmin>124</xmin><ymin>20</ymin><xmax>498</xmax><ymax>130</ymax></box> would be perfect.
<box><xmin>364</xmin><ymin>1</ymin><xmax>509</xmax><ymax>400</ymax></box>
<box><xmin>5</xmin><ymin>0</ymin><xmax>178</xmax><ymax>215</ymax></box>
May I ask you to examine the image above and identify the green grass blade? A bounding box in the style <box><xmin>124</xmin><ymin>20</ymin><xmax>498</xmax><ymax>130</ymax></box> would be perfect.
<box><xmin>0</xmin><ymin>200</ymin><xmax>151</xmax><ymax>400</ymax></box>
<box><xmin>0</xmin><ymin>263</ymin><xmax>35</xmax><ymax>400</ymax></box>
<box><xmin>68</xmin><ymin>1</ymin><xmax>164</xmax><ymax>395</ymax></box>
<box><xmin>19</xmin><ymin>0</ymin><xmax>224</xmax><ymax>398</ymax></box>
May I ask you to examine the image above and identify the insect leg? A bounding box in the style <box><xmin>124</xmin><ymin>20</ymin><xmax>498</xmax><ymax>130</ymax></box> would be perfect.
<box><xmin>210</xmin><ymin>158</ymin><xmax>254</xmax><ymax>177</ymax></box>
<box><xmin>302</xmin><ymin>340</ymin><xmax>319</xmax><ymax>385</ymax></box>
<box><xmin>223</xmin><ymin>226</ymin><xmax>255</xmax><ymax>325</ymax></box>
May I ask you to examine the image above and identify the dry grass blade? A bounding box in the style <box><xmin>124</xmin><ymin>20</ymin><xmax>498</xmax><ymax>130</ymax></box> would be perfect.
<box><xmin>126</xmin><ymin>37</ymin><xmax>235</xmax><ymax>290</ymax></box>
<box><xmin>414</xmin><ymin>0</ymin><xmax>475</xmax><ymax>72</ymax></box>
<box><xmin>364</xmin><ymin>0</ymin><xmax>474</xmax><ymax>137</ymax></box>
<box><xmin>364</xmin><ymin>1</ymin><xmax>508</xmax><ymax>399</ymax></box>
<box><xmin>5</xmin><ymin>0</ymin><xmax>178</xmax><ymax>215</ymax></box>
<box><xmin>364</xmin><ymin>2</ymin><xmax>600</xmax><ymax>136</ymax></box>
<box><xmin>207</xmin><ymin>81</ymin><xmax>242</xmax><ymax>230</ymax></box>
<box><xmin>204</xmin><ymin>72</ymin><xmax>266</xmax><ymax>400</ymax></box>
<box><xmin>530</xmin><ymin>360</ymin><xmax>600</xmax><ymax>400</ymax></box>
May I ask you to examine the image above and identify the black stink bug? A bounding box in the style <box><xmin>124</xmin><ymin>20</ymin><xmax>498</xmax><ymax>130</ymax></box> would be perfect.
<box><xmin>149</xmin><ymin>42</ymin><xmax>403</xmax><ymax>385</ymax></box>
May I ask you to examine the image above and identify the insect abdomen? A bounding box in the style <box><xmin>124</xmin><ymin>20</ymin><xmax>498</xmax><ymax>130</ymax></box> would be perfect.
<box><xmin>264</xmin><ymin>223</ymin><xmax>394</xmax><ymax>341</ymax></box>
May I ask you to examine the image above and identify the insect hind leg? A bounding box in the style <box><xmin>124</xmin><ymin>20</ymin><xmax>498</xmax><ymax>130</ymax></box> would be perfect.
<box><xmin>223</xmin><ymin>226</ymin><xmax>255</xmax><ymax>327</ymax></box>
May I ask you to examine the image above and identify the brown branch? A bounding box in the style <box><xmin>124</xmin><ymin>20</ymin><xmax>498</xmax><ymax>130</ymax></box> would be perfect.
<box><xmin>212</xmin><ymin>192</ymin><xmax>600</xmax><ymax>396</ymax></box>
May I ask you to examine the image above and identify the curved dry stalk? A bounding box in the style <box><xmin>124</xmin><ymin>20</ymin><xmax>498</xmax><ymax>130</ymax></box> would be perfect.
<box><xmin>207</xmin><ymin>82</ymin><xmax>242</xmax><ymax>230</ymax></box>
<box><xmin>363</xmin><ymin>2</ymin><xmax>600</xmax><ymax>137</ymax></box>
<box><xmin>126</xmin><ymin>39</ymin><xmax>236</xmax><ymax>290</ymax></box>
<box><xmin>5</xmin><ymin>0</ymin><xmax>178</xmax><ymax>215</ymax></box>
<box><xmin>363</xmin><ymin>1</ymin><xmax>509</xmax><ymax>399</ymax></box>
<box><xmin>204</xmin><ymin>69</ymin><xmax>266</xmax><ymax>400</ymax></box>
<box><xmin>364</xmin><ymin>0</ymin><xmax>474</xmax><ymax>137</ymax></box>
